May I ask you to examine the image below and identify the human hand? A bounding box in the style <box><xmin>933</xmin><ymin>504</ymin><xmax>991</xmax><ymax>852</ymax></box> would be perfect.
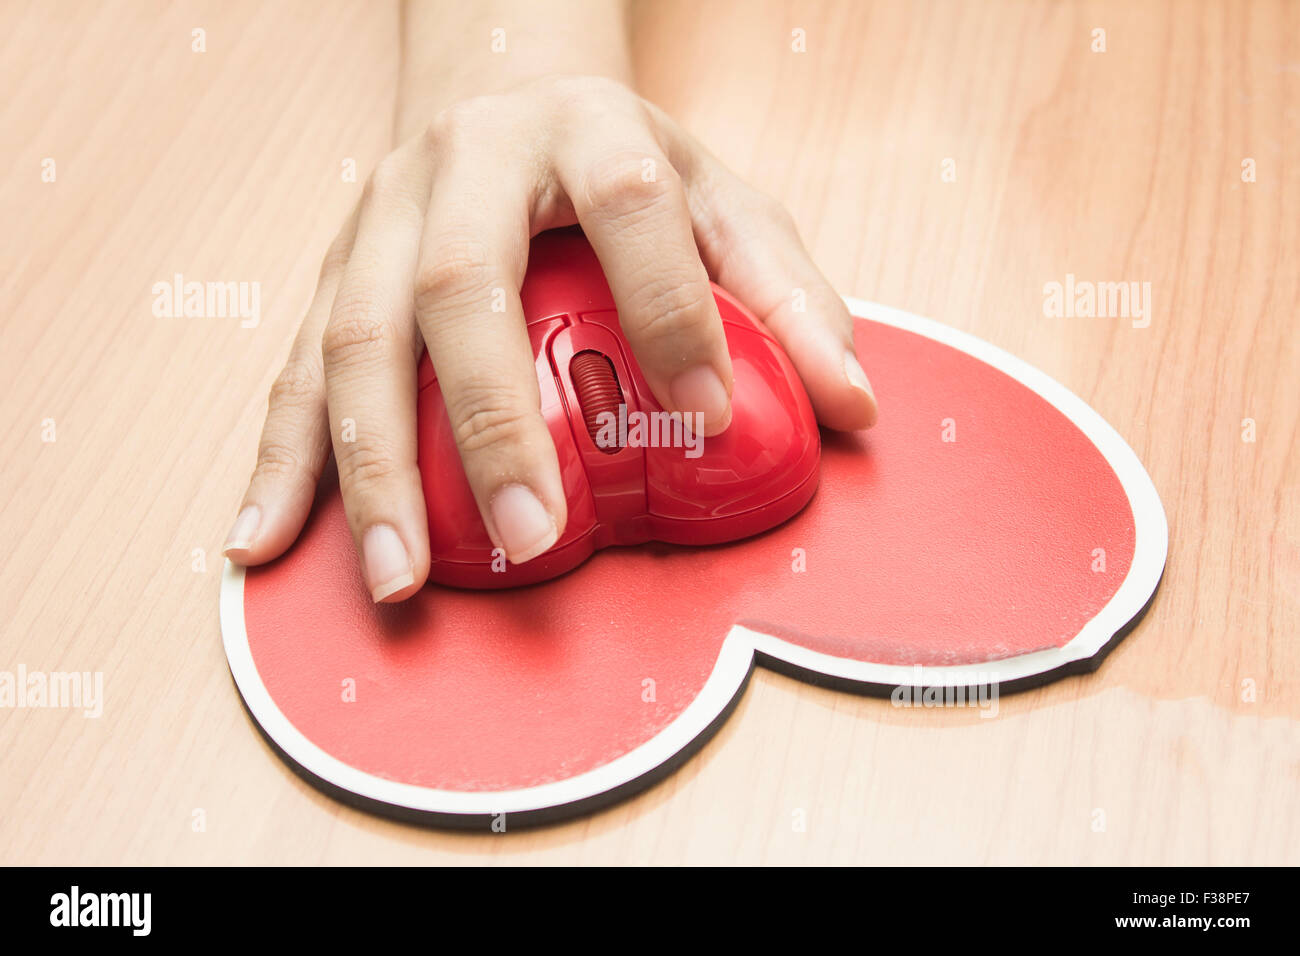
<box><xmin>223</xmin><ymin>75</ymin><xmax>877</xmax><ymax>602</ymax></box>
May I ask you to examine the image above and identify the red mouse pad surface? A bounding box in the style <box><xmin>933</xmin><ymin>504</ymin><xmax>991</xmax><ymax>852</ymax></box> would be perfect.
<box><xmin>221</xmin><ymin>301</ymin><xmax>1166</xmax><ymax>827</ymax></box>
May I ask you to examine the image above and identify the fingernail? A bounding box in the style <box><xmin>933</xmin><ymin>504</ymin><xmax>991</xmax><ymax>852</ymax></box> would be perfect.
<box><xmin>363</xmin><ymin>524</ymin><xmax>414</xmax><ymax>602</ymax></box>
<box><xmin>223</xmin><ymin>505</ymin><xmax>261</xmax><ymax>555</ymax></box>
<box><xmin>843</xmin><ymin>349</ymin><xmax>879</xmax><ymax>427</ymax></box>
<box><xmin>489</xmin><ymin>484</ymin><xmax>558</xmax><ymax>564</ymax></box>
<box><xmin>670</xmin><ymin>364</ymin><xmax>732</xmax><ymax>435</ymax></box>
<box><xmin>843</xmin><ymin>350</ymin><xmax>875</xmax><ymax>400</ymax></box>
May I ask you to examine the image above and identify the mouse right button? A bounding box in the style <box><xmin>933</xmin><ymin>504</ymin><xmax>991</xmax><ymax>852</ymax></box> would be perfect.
<box><xmin>645</xmin><ymin>326</ymin><xmax>819</xmax><ymax>535</ymax></box>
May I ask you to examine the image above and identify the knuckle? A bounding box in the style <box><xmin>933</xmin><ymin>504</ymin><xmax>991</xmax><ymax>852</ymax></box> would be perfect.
<box><xmin>448</xmin><ymin>385</ymin><xmax>534</xmax><ymax>457</ymax></box>
<box><xmin>425</xmin><ymin>98</ymin><xmax>491</xmax><ymax>152</ymax></box>
<box><xmin>550</xmin><ymin>74</ymin><xmax>633</xmax><ymax>114</ymax></box>
<box><xmin>422</xmin><ymin>116</ymin><xmax>445</xmax><ymax>152</ymax></box>
<box><xmin>267</xmin><ymin>362</ymin><xmax>323</xmax><ymax>409</ymax></box>
<box><xmin>365</xmin><ymin>156</ymin><xmax>404</xmax><ymax>199</ymax></box>
<box><xmin>424</xmin><ymin>112</ymin><xmax>457</xmax><ymax>152</ymax></box>
<box><xmin>630</xmin><ymin>280</ymin><xmax>717</xmax><ymax>344</ymax></box>
<box><xmin>414</xmin><ymin>240</ymin><xmax>493</xmax><ymax>313</ymax></box>
<box><xmin>255</xmin><ymin>439</ymin><xmax>308</xmax><ymax>482</ymax></box>
<box><xmin>361</xmin><ymin>153</ymin><xmax>426</xmax><ymax>213</ymax></box>
<box><xmin>321</xmin><ymin>310</ymin><xmax>398</xmax><ymax>365</ymax></box>
<box><xmin>337</xmin><ymin>442</ymin><xmax>402</xmax><ymax>495</ymax></box>
<box><xmin>580</xmin><ymin>152</ymin><xmax>679</xmax><ymax>218</ymax></box>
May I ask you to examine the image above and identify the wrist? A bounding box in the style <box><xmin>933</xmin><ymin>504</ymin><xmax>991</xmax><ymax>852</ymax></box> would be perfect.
<box><xmin>396</xmin><ymin>0</ymin><xmax>634</xmax><ymax>143</ymax></box>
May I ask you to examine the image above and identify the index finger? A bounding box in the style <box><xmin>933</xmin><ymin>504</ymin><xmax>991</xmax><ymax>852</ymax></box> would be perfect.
<box><xmin>556</xmin><ymin>129</ymin><xmax>734</xmax><ymax>437</ymax></box>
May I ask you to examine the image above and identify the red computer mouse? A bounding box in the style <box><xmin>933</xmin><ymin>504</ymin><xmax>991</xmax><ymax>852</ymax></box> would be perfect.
<box><xmin>416</xmin><ymin>227</ymin><xmax>820</xmax><ymax>588</ymax></box>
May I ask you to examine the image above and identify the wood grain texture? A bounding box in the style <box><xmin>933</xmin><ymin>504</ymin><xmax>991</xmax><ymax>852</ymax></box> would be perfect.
<box><xmin>1</xmin><ymin>0</ymin><xmax>1295</xmax><ymax>864</ymax></box>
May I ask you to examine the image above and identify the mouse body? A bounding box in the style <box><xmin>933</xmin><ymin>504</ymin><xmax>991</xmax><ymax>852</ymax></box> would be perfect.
<box><xmin>417</xmin><ymin>227</ymin><xmax>820</xmax><ymax>588</ymax></box>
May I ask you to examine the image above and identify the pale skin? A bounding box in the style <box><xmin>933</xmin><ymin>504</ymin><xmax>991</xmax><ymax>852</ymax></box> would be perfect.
<box><xmin>223</xmin><ymin>0</ymin><xmax>878</xmax><ymax>602</ymax></box>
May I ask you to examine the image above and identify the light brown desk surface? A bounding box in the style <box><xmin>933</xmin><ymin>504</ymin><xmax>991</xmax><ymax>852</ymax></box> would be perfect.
<box><xmin>1</xmin><ymin>0</ymin><xmax>1296</xmax><ymax>865</ymax></box>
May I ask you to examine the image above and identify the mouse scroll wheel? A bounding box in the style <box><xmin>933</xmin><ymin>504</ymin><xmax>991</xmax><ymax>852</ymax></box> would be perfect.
<box><xmin>569</xmin><ymin>350</ymin><xmax>624</xmax><ymax>455</ymax></box>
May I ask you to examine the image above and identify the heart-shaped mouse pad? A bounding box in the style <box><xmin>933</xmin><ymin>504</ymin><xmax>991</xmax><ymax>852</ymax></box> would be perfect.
<box><xmin>221</xmin><ymin>299</ymin><xmax>1167</xmax><ymax>828</ymax></box>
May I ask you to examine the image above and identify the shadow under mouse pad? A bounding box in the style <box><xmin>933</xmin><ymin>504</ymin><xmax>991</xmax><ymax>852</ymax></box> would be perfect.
<box><xmin>221</xmin><ymin>301</ymin><xmax>1167</xmax><ymax>827</ymax></box>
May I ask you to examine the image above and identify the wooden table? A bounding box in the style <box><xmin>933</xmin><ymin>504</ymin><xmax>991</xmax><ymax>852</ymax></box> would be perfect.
<box><xmin>2</xmin><ymin>0</ymin><xmax>1295</xmax><ymax>865</ymax></box>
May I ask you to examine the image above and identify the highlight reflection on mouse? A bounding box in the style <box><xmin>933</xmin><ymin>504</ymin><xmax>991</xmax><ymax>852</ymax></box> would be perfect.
<box><xmin>12</xmin><ymin>0</ymin><xmax>1288</xmax><ymax>888</ymax></box>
